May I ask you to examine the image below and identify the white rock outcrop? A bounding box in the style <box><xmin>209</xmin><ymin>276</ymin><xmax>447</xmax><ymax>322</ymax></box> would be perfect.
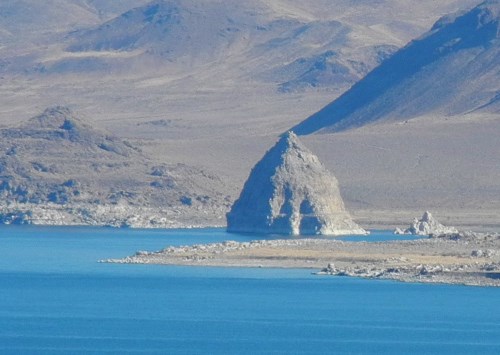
<box><xmin>396</xmin><ymin>211</ymin><xmax>458</xmax><ymax>236</ymax></box>
<box><xmin>226</xmin><ymin>131</ymin><xmax>367</xmax><ymax>236</ymax></box>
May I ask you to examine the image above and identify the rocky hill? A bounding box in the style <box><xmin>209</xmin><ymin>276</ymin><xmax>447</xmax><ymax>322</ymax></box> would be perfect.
<box><xmin>0</xmin><ymin>106</ymin><xmax>231</xmax><ymax>227</ymax></box>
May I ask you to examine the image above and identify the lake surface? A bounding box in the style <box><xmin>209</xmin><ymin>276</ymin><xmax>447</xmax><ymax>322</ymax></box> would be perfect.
<box><xmin>1</xmin><ymin>226</ymin><xmax>499</xmax><ymax>354</ymax></box>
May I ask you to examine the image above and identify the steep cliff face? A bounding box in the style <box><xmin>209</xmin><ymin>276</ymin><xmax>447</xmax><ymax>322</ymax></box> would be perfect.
<box><xmin>227</xmin><ymin>132</ymin><xmax>366</xmax><ymax>235</ymax></box>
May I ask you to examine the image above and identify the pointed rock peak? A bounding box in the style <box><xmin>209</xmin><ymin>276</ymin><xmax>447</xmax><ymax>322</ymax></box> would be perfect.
<box><xmin>273</xmin><ymin>131</ymin><xmax>307</xmax><ymax>156</ymax></box>
<box><xmin>397</xmin><ymin>211</ymin><xmax>458</xmax><ymax>236</ymax></box>
<box><xmin>422</xmin><ymin>211</ymin><xmax>432</xmax><ymax>222</ymax></box>
<box><xmin>281</xmin><ymin>130</ymin><xmax>299</xmax><ymax>144</ymax></box>
<box><xmin>275</xmin><ymin>130</ymin><xmax>301</xmax><ymax>148</ymax></box>
<box><xmin>27</xmin><ymin>106</ymin><xmax>82</xmax><ymax>130</ymax></box>
<box><xmin>227</xmin><ymin>134</ymin><xmax>367</xmax><ymax>236</ymax></box>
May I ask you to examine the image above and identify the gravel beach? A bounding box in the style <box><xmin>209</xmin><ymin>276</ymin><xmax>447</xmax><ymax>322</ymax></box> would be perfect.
<box><xmin>104</xmin><ymin>231</ymin><xmax>500</xmax><ymax>287</ymax></box>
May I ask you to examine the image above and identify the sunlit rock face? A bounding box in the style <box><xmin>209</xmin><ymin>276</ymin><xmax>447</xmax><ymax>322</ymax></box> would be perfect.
<box><xmin>227</xmin><ymin>131</ymin><xmax>367</xmax><ymax>236</ymax></box>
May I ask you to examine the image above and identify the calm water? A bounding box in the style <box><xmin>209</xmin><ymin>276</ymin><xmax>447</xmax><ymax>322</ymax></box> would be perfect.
<box><xmin>0</xmin><ymin>226</ymin><xmax>499</xmax><ymax>354</ymax></box>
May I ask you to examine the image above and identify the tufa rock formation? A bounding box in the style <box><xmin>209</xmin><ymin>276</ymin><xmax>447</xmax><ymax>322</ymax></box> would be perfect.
<box><xmin>395</xmin><ymin>211</ymin><xmax>458</xmax><ymax>236</ymax></box>
<box><xmin>227</xmin><ymin>131</ymin><xmax>367</xmax><ymax>235</ymax></box>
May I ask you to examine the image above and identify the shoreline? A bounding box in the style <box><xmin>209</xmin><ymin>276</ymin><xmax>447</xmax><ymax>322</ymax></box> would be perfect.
<box><xmin>104</xmin><ymin>232</ymin><xmax>500</xmax><ymax>287</ymax></box>
<box><xmin>1</xmin><ymin>204</ymin><xmax>499</xmax><ymax>232</ymax></box>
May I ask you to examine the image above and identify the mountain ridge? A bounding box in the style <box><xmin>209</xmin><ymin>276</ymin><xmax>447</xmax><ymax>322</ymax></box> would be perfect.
<box><xmin>291</xmin><ymin>0</ymin><xmax>500</xmax><ymax>135</ymax></box>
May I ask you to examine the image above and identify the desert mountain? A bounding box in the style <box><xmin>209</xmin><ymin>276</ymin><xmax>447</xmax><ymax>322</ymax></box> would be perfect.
<box><xmin>292</xmin><ymin>0</ymin><xmax>500</xmax><ymax>134</ymax></box>
<box><xmin>2</xmin><ymin>1</ymin><xmax>475</xmax><ymax>88</ymax></box>
<box><xmin>63</xmin><ymin>0</ymin><xmax>398</xmax><ymax>87</ymax></box>
<box><xmin>227</xmin><ymin>131</ymin><xmax>366</xmax><ymax>235</ymax></box>
<box><xmin>0</xmin><ymin>1</ymin><xmax>495</xmax><ymax>229</ymax></box>
<box><xmin>0</xmin><ymin>1</ymin><xmax>478</xmax><ymax>141</ymax></box>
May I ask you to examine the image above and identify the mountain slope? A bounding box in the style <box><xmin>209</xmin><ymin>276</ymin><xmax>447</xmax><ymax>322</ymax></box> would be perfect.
<box><xmin>292</xmin><ymin>0</ymin><xmax>500</xmax><ymax>135</ymax></box>
<box><xmin>66</xmin><ymin>0</ymin><xmax>257</xmax><ymax>63</ymax></box>
<box><xmin>64</xmin><ymin>0</ymin><xmax>390</xmax><ymax>83</ymax></box>
<box><xmin>21</xmin><ymin>0</ymin><xmax>472</xmax><ymax>88</ymax></box>
<box><xmin>0</xmin><ymin>1</ymin><xmax>479</xmax><ymax>125</ymax></box>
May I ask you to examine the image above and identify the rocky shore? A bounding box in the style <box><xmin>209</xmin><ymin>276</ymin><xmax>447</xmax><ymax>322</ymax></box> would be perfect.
<box><xmin>0</xmin><ymin>202</ymin><xmax>225</xmax><ymax>228</ymax></box>
<box><xmin>104</xmin><ymin>231</ymin><xmax>500</xmax><ymax>287</ymax></box>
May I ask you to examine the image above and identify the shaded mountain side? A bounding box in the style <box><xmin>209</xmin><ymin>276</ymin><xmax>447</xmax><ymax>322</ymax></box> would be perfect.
<box><xmin>0</xmin><ymin>107</ymin><xmax>231</xmax><ymax>226</ymax></box>
<box><xmin>292</xmin><ymin>0</ymin><xmax>500</xmax><ymax>135</ymax></box>
<box><xmin>0</xmin><ymin>1</ymin><xmax>98</xmax><ymax>41</ymax></box>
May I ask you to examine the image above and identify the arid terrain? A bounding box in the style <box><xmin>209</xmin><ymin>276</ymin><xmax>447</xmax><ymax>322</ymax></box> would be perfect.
<box><xmin>1</xmin><ymin>1</ymin><xmax>498</xmax><ymax>229</ymax></box>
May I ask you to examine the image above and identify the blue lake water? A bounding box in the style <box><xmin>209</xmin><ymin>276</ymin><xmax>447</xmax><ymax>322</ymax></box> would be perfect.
<box><xmin>0</xmin><ymin>226</ymin><xmax>499</xmax><ymax>354</ymax></box>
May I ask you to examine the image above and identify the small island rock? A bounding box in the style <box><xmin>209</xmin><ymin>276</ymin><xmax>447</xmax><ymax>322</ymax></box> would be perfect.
<box><xmin>396</xmin><ymin>211</ymin><xmax>458</xmax><ymax>236</ymax></box>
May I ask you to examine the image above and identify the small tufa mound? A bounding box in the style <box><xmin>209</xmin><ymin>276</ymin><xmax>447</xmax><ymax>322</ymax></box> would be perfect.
<box><xmin>396</xmin><ymin>211</ymin><xmax>458</xmax><ymax>236</ymax></box>
<box><xmin>226</xmin><ymin>131</ymin><xmax>367</xmax><ymax>236</ymax></box>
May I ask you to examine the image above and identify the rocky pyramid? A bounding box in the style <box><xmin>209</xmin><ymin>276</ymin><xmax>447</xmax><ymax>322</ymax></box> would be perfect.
<box><xmin>396</xmin><ymin>211</ymin><xmax>458</xmax><ymax>236</ymax></box>
<box><xmin>226</xmin><ymin>132</ymin><xmax>366</xmax><ymax>236</ymax></box>
<box><xmin>292</xmin><ymin>0</ymin><xmax>500</xmax><ymax>134</ymax></box>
